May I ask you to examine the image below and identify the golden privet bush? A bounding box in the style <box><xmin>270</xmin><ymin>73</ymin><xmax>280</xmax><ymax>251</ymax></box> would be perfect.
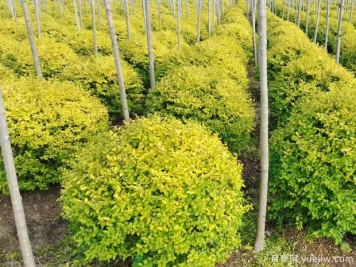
<box><xmin>266</xmin><ymin>12</ymin><xmax>356</xmax><ymax>125</ymax></box>
<box><xmin>0</xmin><ymin>78</ymin><xmax>109</xmax><ymax>193</ymax></box>
<box><xmin>270</xmin><ymin>88</ymin><xmax>356</xmax><ymax>246</ymax></box>
<box><xmin>61</xmin><ymin>55</ymin><xmax>144</xmax><ymax>118</ymax></box>
<box><xmin>61</xmin><ymin>115</ymin><xmax>250</xmax><ymax>267</ymax></box>
<box><xmin>145</xmin><ymin>66</ymin><xmax>255</xmax><ymax>153</ymax></box>
<box><xmin>0</xmin><ymin>33</ymin><xmax>79</xmax><ymax>78</ymax></box>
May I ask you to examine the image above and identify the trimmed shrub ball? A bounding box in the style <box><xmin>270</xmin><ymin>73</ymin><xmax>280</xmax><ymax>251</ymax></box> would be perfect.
<box><xmin>269</xmin><ymin>88</ymin><xmax>356</xmax><ymax>246</ymax></box>
<box><xmin>61</xmin><ymin>115</ymin><xmax>250</xmax><ymax>267</ymax></box>
<box><xmin>0</xmin><ymin>77</ymin><xmax>109</xmax><ymax>193</ymax></box>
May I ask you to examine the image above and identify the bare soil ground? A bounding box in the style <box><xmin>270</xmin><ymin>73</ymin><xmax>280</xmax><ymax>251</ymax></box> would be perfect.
<box><xmin>0</xmin><ymin>185</ymin><xmax>66</xmax><ymax>253</ymax></box>
<box><xmin>0</xmin><ymin>185</ymin><xmax>67</xmax><ymax>266</ymax></box>
<box><xmin>0</xmin><ymin>185</ymin><xmax>132</xmax><ymax>267</ymax></box>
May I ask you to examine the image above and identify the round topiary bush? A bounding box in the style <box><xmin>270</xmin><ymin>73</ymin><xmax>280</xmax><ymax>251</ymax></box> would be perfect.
<box><xmin>0</xmin><ymin>78</ymin><xmax>109</xmax><ymax>194</ymax></box>
<box><xmin>165</xmin><ymin>37</ymin><xmax>249</xmax><ymax>85</ymax></box>
<box><xmin>213</xmin><ymin>16</ymin><xmax>253</xmax><ymax>55</ymax></box>
<box><xmin>145</xmin><ymin>66</ymin><xmax>255</xmax><ymax>153</ymax></box>
<box><xmin>268</xmin><ymin>49</ymin><xmax>355</xmax><ymax>124</ymax></box>
<box><xmin>0</xmin><ymin>33</ymin><xmax>79</xmax><ymax>78</ymax></box>
<box><xmin>269</xmin><ymin>88</ymin><xmax>356</xmax><ymax>245</ymax></box>
<box><xmin>341</xmin><ymin>26</ymin><xmax>356</xmax><ymax>72</ymax></box>
<box><xmin>61</xmin><ymin>115</ymin><xmax>250</xmax><ymax>267</ymax></box>
<box><xmin>119</xmin><ymin>32</ymin><xmax>182</xmax><ymax>86</ymax></box>
<box><xmin>0</xmin><ymin>35</ymin><xmax>32</xmax><ymax>76</ymax></box>
<box><xmin>61</xmin><ymin>55</ymin><xmax>144</xmax><ymax>118</ymax></box>
<box><xmin>267</xmin><ymin>24</ymin><xmax>312</xmax><ymax>80</ymax></box>
<box><xmin>65</xmin><ymin>30</ymin><xmax>112</xmax><ymax>56</ymax></box>
<box><xmin>0</xmin><ymin>19</ymin><xmax>27</xmax><ymax>41</ymax></box>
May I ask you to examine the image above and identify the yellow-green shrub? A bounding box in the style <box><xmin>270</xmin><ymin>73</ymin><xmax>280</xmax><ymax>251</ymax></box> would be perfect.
<box><xmin>119</xmin><ymin>31</ymin><xmax>185</xmax><ymax>86</ymax></box>
<box><xmin>119</xmin><ymin>34</ymin><xmax>149</xmax><ymax>67</ymax></box>
<box><xmin>153</xmin><ymin>30</ymin><xmax>189</xmax><ymax>77</ymax></box>
<box><xmin>196</xmin><ymin>36</ymin><xmax>249</xmax><ymax>80</ymax></box>
<box><xmin>61</xmin><ymin>55</ymin><xmax>144</xmax><ymax>118</ymax></box>
<box><xmin>37</xmin><ymin>36</ymin><xmax>80</xmax><ymax>78</ymax></box>
<box><xmin>0</xmin><ymin>34</ymin><xmax>33</xmax><ymax>76</ymax></box>
<box><xmin>269</xmin><ymin>88</ymin><xmax>356</xmax><ymax>245</ymax></box>
<box><xmin>269</xmin><ymin>49</ymin><xmax>355</xmax><ymax>123</ymax></box>
<box><xmin>267</xmin><ymin>12</ymin><xmax>355</xmax><ymax>125</ymax></box>
<box><xmin>275</xmin><ymin>0</ymin><xmax>356</xmax><ymax>74</ymax></box>
<box><xmin>213</xmin><ymin>5</ymin><xmax>253</xmax><ymax>55</ymax></box>
<box><xmin>0</xmin><ymin>19</ymin><xmax>28</xmax><ymax>41</ymax></box>
<box><xmin>213</xmin><ymin>23</ymin><xmax>253</xmax><ymax>54</ymax></box>
<box><xmin>150</xmin><ymin>4</ymin><xmax>178</xmax><ymax>32</ymax></box>
<box><xmin>0</xmin><ymin>78</ymin><xmax>109</xmax><ymax>193</ymax></box>
<box><xmin>111</xmin><ymin>11</ymin><xmax>148</xmax><ymax>39</ymax></box>
<box><xmin>64</xmin><ymin>29</ymin><xmax>112</xmax><ymax>56</ymax></box>
<box><xmin>267</xmin><ymin>15</ymin><xmax>312</xmax><ymax>79</ymax></box>
<box><xmin>0</xmin><ymin>63</ymin><xmax>16</xmax><ymax>83</ymax></box>
<box><xmin>164</xmin><ymin>4</ymin><xmax>253</xmax><ymax>85</ymax></box>
<box><xmin>145</xmin><ymin>66</ymin><xmax>255</xmax><ymax>152</ymax></box>
<box><xmin>61</xmin><ymin>115</ymin><xmax>249</xmax><ymax>267</ymax></box>
<box><xmin>340</xmin><ymin>25</ymin><xmax>356</xmax><ymax>71</ymax></box>
<box><xmin>199</xmin><ymin>12</ymin><xmax>210</xmax><ymax>39</ymax></box>
<box><xmin>148</xmin><ymin>2</ymin><xmax>210</xmax><ymax>44</ymax></box>
<box><xmin>0</xmin><ymin>34</ymin><xmax>79</xmax><ymax>78</ymax></box>
<box><xmin>166</xmin><ymin>36</ymin><xmax>249</xmax><ymax>85</ymax></box>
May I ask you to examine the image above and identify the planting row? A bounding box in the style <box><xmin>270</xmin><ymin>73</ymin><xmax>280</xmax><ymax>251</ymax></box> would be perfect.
<box><xmin>267</xmin><ymin>11</ymin><xmax>356</xmax><ymax>246</ymax></box>
<box><xmin>0</xmin><ymin>0</ymin><xmax>253</xmax><ymax>193</ymax></box>
<box><xmin>0</xmin><ymin>75</ymin><xmax>109</xmax><ymax>193</ymax></box>
<box><xmin>274</xmin><ymin>0</ymin><xmax>356</xmax><ymax>72</ymax></box>
<box><xmin>0</xmin><ymin>0</ymin><xmax>229</xmax><ymax>118</ymax></box>
<box><xmin>60</xmin><ymin>3</ymin><xmax>255</xmax><ymax>266</ymax></box>
<box><xmin>145</xmin><ymin>1</ymin><xmax>255</xmax><ymax>153</ymax></box>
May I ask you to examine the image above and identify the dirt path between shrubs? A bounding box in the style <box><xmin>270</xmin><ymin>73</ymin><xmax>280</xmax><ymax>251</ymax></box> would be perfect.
<box><xmin>0</xmin><ymin>186</ymin><xmax>67</xmax><ymax>261</ymax></box>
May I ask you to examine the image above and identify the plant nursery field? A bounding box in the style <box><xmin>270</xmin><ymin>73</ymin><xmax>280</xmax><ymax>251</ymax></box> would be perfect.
<box><xmin>0</xmin><ymin>0</ymin><xmax>356</xmax><ymax>265</ymax></box>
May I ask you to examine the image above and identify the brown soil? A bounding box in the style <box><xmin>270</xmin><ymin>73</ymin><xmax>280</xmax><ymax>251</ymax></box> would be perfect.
<box><xmin>0</xmin><ymin>185</ymin><xmax>67</xmax><ymax>254</ymax></box>
<box><xmin>218</xmin><ymin>228</ymin><xmax>356</xmax><ymax>267</ymax></box>
<box><xmin>0</xmin><ymin>185</ymin><xmax>68</xmax><ymax>266</ymax></box>
<box><xmin>0</xmin><ymin>186</ymin><xmax>132</xmax><ymax>267</ymax></box>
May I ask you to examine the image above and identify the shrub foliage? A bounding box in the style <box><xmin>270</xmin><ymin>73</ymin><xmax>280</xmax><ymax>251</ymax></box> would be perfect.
<box><xmin>61</xmin><ymin>115</ymin><xmax>249</xmax><ymax>267</ymax></box>
<box><xmin>267</xmin><ymin>12</ymin><xmax>355</xmax><ymax>126</ymax></box>
<box><xmin>0</xmin><ymin>78</ymin><xmax>109</xmax><ymax>193</ymax></box>
<box><xmin>146</xmin><ymin>4</ymin><xmax>255</xmax><ymax>153</ymax></box>
<box><xmin>145</xmin><ymin>66</ymin><xmax>254</xmax><ymax>153</ymax></box>
<box><xmin>274</xmin><ymin>0</ymin><xmax>356</xmax><ymax>75</ymax></box>
<box><xmin>62</xmin><ymin>55</ymin><xmax>144</xmax><ymax>118</ymax></box>
<box><xmin>269</xmin><ymin>88</ymin><xmax>356</xmax><ymax>245</ymax></box>
<box><xmin>267</xmin><ymin>11</ymin><xmax>356</xmax><ymax>245</ymax></box>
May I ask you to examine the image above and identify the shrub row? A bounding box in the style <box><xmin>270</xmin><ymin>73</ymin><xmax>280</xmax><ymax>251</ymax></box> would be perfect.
<box><xmin>0</xmin><ymin>0</ymin><xmax>226</xmax><ymax>117</ymax></box>
<box><xmin>274</xmin><ymin>0</ymin><xmax>356</xmax><ymax>73</ymax></box>
<box><xmin>0</xmin><ymin>0</ymin><xmax>247</xmax><ymax>195</ymax></box>
<box><xmin>267</xmin><ymin>12</ymin><xmax>356</xmax><ymax>245</ymax></box>
<box><xmin>0</xmin><ymin>63</ymin><xmax>16</xmax><ymax>83</ymax></box>
<box><xmin>119</xmin><ymin>30</ymin><xmax>189</xmax><ymax>88</ymax></box>
<box><xmin>0</xmin><ymin>29</ymin><xmax>144</xmax><ymax>119</ymax></box>
<box><xmin>145</xmin><ymin>0</ymin><xmax>255</xmax><ymax>153</ymax></box>
<box><xmin>61</xmin><ymin>55</ymin><xmax>145</xmax><ymax>118</ymax></box>
<box><xmin>60</xmin><ymin>3</ymin><xmax>252</xmax><ymax>266</ymax></box>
